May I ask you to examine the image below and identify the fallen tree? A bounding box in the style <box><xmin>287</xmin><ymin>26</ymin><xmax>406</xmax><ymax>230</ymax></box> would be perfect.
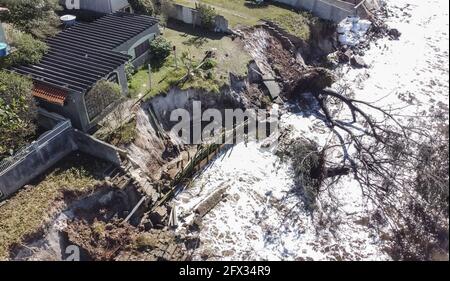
<box><xmin>259</xmin><ymin>26</ymin><xmax>448</xmax><ymax>260</ymax></box>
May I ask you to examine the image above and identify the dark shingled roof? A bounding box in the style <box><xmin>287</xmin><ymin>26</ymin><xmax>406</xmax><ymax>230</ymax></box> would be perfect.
<box><xmin>12</xmin><ymin>12</ymin><xmax>158</xmax><ymax>93</ymax></box>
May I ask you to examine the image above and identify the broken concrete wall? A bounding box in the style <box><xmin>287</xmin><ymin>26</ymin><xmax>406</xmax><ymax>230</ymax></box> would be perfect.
<box><xmin>273</xmin><ymin>0</ymin><xmax>356</xmax><ymax>22</ymax></box>
<box><xmin>0</xmin><ymin>115</ymin><xmax>125</xmax><ymax>200</ymax></box>
<box><xmin>355</xmin><ymin>0</ymin><xmax>382</xmax><ymax>19</ymax></box>
<box><xmin>72</xmin><ymin>129</ymin><xmax>123</xmax><ymax>166</ymax></box>
<box><xmin>0</xmin><ymin>120</ymin><xmax>76</xmax><ymax>199</ymax></box>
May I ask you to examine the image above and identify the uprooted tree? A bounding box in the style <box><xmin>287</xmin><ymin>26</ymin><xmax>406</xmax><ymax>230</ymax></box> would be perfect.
<box><xmin>297</xmin><ymin>70</ymin><xmax>448</xmax><ymax>260</ymax></box>
<box><xmin>312</xmin><ymin>83</ymin><xmax>448</xmax><ymax>260</ymax></box>
<box><xmin>265</xmin><ymin>32</ymin><xmax>448</xmax><ymax>259</ymax></box>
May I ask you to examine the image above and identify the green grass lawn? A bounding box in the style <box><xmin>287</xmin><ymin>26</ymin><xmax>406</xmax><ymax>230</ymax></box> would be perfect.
<box><xmin>129</xmin><ymin>21</ymin><xmax>251</xmax><ymax>99</ymax></box>
<box><xmin>173</xmin><ymin>0</ymin><xmax>316</xmax><ymax>40</ymax></box>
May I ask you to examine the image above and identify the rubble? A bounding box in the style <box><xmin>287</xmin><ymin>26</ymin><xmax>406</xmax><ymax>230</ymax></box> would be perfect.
<box><xmin>337</xmin><ymin>16</ymin><xmax>372</xmax><ymax>47</ymax></box>
<box><xmin>350</xmin><ymin>55</ymin><xmax>368</xmax><ymax>68</ymax></box>
<box><xmin>148</xmin><ymin>206</ymin><xmax>168</xmax><ymax>227</ymax></box>
<box><xmin>388</xmin><ymin>28</ymin><xmax>402</xmax><ymax>40</ymax></box>
<box><xmin>115</xmin><ymin>229</ymin><xmax>196</xmax><ymax>261</ymax></box>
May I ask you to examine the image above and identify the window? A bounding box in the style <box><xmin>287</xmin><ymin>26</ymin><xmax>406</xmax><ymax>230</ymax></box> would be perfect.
<box><xmin>107</xmin><ymin>72</ymin><xmax>119</xmax><ymax>84</ymax></box>
<box><xmin>134</xmin><ymin>40</ymin><xmax>150</xmax><ymax>58</ymax></box>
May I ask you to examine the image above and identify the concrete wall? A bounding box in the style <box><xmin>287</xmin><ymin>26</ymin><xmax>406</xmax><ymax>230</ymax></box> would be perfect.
<box><xmin>0</xmin><ymin>121</ymin><xmax>76</xmax><ymax>199</ymax></box>
<box><xmin>273</xmin><ymin>0</ymin><xmax>356</xmax><ymax>22</ymax></box>
<box><xmin>355</xmin><ymin>0</ymin><xmax>382</xmax><ymax>18</ymax></box>
<box><xmin>169</xmin><ymin>4</ymin><xmax>229</xmax><ymax>33</ymax></box>
<box><xmin>0</xmin><ymin>117</ymin><xmax>125</xmax><ymax>200</ymax></box>
<box><xmin>37</xmin><ymin>108</ymin><xmax>70</xmax><ymax>130</ymax></box>
<box><xmin>72</xmin><ymin>129</ymin><xmax>123</xmax><ymax>166</ymax></box>
<box><xmin>110</xmin><ymin>0</ymin><xmax>130</xmax><ymax>12</ymax></box>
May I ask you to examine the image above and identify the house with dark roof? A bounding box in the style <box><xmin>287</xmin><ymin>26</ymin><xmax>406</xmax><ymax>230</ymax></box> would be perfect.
<box><xmin>11</xmin><ymin>12</ymin><xmax>159</xmax><ymax>132</ymax></box>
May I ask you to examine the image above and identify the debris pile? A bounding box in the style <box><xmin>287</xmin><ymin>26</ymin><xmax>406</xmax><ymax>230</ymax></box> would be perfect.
<box><xmin>115</xmin><ymin>230</ymin><xmax>197</xmax><ymax>261</ymax></box>
<box><xmin>337</xmin><ymin>16</ymin><xmax>372</xmax><ymax>47</ymax></box>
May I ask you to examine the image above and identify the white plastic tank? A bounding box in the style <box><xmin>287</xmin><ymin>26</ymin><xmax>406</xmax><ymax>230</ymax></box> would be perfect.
<box><xmin>60</xmin><ymin>15</ymin><xmax>77</xmax><ymax>27</ymax></box>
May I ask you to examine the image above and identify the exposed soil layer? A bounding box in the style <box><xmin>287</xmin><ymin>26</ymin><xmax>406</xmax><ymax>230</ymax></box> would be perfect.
<box><xmin>244</xmin><ymin>27</ymin><xmax>335</xmax><ymax>100</ymax></box>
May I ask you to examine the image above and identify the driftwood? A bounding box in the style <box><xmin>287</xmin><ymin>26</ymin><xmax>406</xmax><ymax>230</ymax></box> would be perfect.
<box><xmin>195</xmin><ymin>185</ymin><xmax>229</xmax><ymax>218</ymax></box>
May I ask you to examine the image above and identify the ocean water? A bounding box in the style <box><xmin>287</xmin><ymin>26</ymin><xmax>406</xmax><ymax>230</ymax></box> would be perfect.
<box><xmin>174</xmin><ymin>0</ymin><xmax>449</xmax><ymax>261</ymax></box>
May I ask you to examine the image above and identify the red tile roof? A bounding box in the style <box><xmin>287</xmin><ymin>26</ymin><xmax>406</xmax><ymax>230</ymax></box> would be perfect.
<box><xmin>32</xmin><ymin>83</ymin><xmax>68</xmax><ymax>106</ymax></box>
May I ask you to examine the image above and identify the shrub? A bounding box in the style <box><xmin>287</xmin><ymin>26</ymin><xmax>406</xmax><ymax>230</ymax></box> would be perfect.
<box><xmin>0</xmin><ymin>0</ymin><xmax>60</xmax><ymax>39</ymax></box>
<box><xmin>200</xmin><ymin>58</ymin><xmax>217</xmax><ymax>71</ymax></box>
<box><xmin>0</xmin><ymin>28</ymin><xmax>48</xmax><ymax>68</ymax></box>
<box><xmin>106</xmin><ymin>119</ymin><xmax>137</xmax><ymax>147</ymax></box>
<box><xmin>86</xmin><ymin>80</ymin><xmax>122</xmax><ymax>119</ymax></box>
<box><xmin>290</xmin><ymin>139</ymin><xmax>324</xmax><ymax>211</ymax></box>
<box><xmin>128</xmin><ymin>0</ymin><xmax>155</xmax><ymax>15</ymax></box>
<box><xmin>196</xmin><ymin>3</ymin><xmax>217</xmax><ymax>30</ymax></box>
<box><xmin>0</xmin><ymin>71</ymin><xmax>37</xmax><ymax>157</ymax></box>
<box><xmin>149</xmin><ymin>36</ymin><xmax>172</xmax><ymax>65</ymax></box>
<box><xmin>125</xmin><ymin>62</ymin><xmax>136</xmax><ymax>81</ymax></box>
<box><xmin>159</xmin><ymin>0</ymin><xmax>175</xmax><ymax>26</ymax></box>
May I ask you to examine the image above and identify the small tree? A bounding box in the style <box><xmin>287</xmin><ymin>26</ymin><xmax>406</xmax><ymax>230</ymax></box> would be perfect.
<box><xmin>196</xmin><ymin>3</ymin><xmax>217</xmax><ymax>30</ymax></box>
<box><xmin>87</xmin><ymin>80</ymin><xmax>121</xmax><ymax>105</ymax></box>
<box><xmin>149</xmin><ymin>36</ymin><xmax>171</xmax><ymax>66</ymax></box>
<box><xmin>125</xmin><ymin>62</ymin><xmax>136</xmax><ymax>81</ymax></box>
<box><xmin>128</xmin><ymin>0</ymin><xmax>155</xmax><ymax>15</ymax></box>
<box><xmin>0</xmin><ymin>71</ymin><xmax>37</xmax><ymax>157</ymax></box>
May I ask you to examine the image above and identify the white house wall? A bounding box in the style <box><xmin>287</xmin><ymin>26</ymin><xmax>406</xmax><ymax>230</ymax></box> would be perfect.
<box><xmin>61</xmin><ymin>0</ymin><xmax>130</xmax><ymax>13</ymax></box>
<box><xmin>110</xmin><ymin>0</ymin><xmax>130</xmax><ymax>12</ymax></box>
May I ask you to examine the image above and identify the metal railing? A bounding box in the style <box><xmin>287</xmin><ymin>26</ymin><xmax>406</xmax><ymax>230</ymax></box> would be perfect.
<box><xmin>0</xmin><ymin>120</ymin><xmax>72</xmax><ymax>176</ymax></box>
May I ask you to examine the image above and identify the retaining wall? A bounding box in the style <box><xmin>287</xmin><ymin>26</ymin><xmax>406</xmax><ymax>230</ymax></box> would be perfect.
<box><xmin>273</xmin><ymin>0</ymin><xmax>355</xmax><ymax>22</ymax></box>
<box><xmin>169</xmin><ymin>3</ymin><xmax>229</xmax><ymax>32</ymax></box>
<box><xmin>0</xmin><ymin>114</ymin><xmax>125</xmax><ymax>200</ymax></box>
<box><xmin>73</xmin><ymin>129</ymin><xmax>124</xmax><ymax>166</ymax></box>
<box><xmin>0</xmin><ymin>121</ymin><xmax>75</xmax><ymax>199</ymax></box>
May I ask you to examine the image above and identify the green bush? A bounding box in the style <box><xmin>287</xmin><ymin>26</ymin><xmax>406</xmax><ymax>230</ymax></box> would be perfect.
<box><xmin>149</xmin><ymin>36</ymin><xmax>172</xmax><ymax>65</ymax></box>
<box><xmin>200</xmin><ymin>58</ymin><xmax>217</xmax><ymax>71</ymax></box>
<box><xmin>196</xmin><ymin>3</ymin><xmax>217</xmax><ymax>30</ymax></box>
<box><xmin>0</xmin><ymin>28</ymin><xmax>48</xmax><ymax>68</ymax></box>
<box><xmin>0</xmin><ymin>71</ymin><xmax>37</xmax><ymax>157</ymax></box>
<box><xmin>88</xmin><ymin>80</ymin><xmax>121</xmax><ymax>100</ymax></box>
<box><xmin>0</xmin><ymin>0</ymin><xmax>60</xmax><ymax>39</ymax></box>
<box><xmin>125</xmin><ymin>62</ymin><xmax>136</xmax><ymax>81</ymax></box>
<box><xmin>128</xmin><ymin>0</ymin><xmax>155</xmax><ymax>15</ymax></box>
<box><xmin>291</xmin><ymin>139</ymin><xmax>324</xmax><ymax>211</ymax></box>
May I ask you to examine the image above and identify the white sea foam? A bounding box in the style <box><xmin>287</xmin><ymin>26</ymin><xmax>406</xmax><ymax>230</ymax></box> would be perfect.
<box><xmin>174</xmin><ymin>0</ymin><xmax>449</xmax><ymax>261</ymax></box>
